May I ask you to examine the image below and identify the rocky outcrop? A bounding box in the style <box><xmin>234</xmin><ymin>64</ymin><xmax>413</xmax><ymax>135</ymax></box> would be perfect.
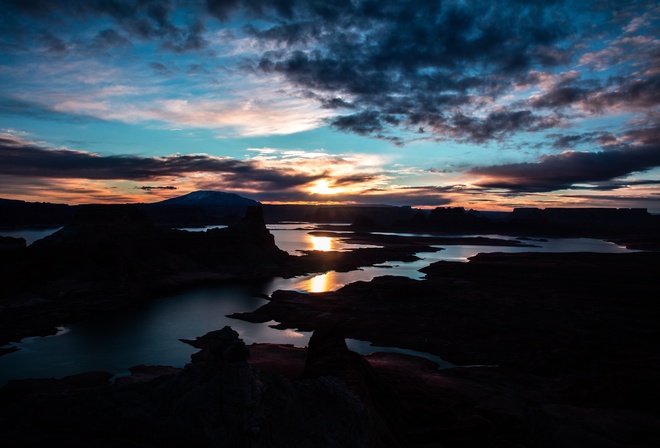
<box><xmin>232</xmin><ymin>252</ymin><xmax>660</xmax><ymax>446</ymax></box>
<box><xmin>0</xmin><ymin>235</ymin><xmax>26</xmax><ymax>252</ymax></box>
<box><xmin>0</xmin><ymin>205</ymin><xmax>290</xmax><ymax>347</ymax></box>
<box><xmin>302</xmin><ymin>327</ymin><xmax>407</xmax><ymax>447</ymax></box>
<box><xmin>0</xmin><ymin>327</ymin><xmax>380</xmax><ymax>447</ymax></box>
<box><xmin>0</xmin><ymin>198</ymin><xmax>75</xmax><ymax>227</ymax></box>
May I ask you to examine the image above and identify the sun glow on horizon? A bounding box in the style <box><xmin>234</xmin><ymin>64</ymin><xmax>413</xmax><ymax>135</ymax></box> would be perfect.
<box><xmin>308</xmin><ymin>179</ymin><xmax>347</xmax><ymax>195</ymax></box>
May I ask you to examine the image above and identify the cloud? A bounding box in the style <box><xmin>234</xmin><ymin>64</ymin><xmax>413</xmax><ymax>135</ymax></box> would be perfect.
<box><xmin>149</xmin><ymin>62</ymin><xmax>174</xmax><ymax>75</ymax></box>
<box><xmin>239</xmin><ymin>0</ymin><xmax>580</xmax><ymax>142</ymax></box>
<box><xmin>0</xmin><ymin>0</ymin><xmax>207</xmax><ymax>53</ymax></box>
<box><xmin>548</xmin><ymin>131</ymin><xmax>617</xmax><ymax>150</ymax></box>
<box><xmin>135</xmin><ymin>185</ymin><xmax>178</xmax><ymax>191</ymax></box>
<box><xmin>2</xmin><ymin>131</ymin><xmax>658</xmax><ymax>209</ymax></box>
<box><xmin>92</xmin><ymin>28</ymin><xmax>132</xmax><ymax>49</ymax></box>
<box><xmin>4</xmin><ymin>83</ymin><xmax>333</xmax><ymax>137</ymax></box>
<box><xmin>2</xmin><ymin>133</ymin><xmax>447</xmax><ymax>205</ymax></box>
<box><xmin>225</xmin><ymin>1</ymin><xmax>658</xmax><ymax>144</ymax></box>
<box><xmin>0</xmin><ymin>0</ymin><xmax>580</xmax><ymax>142</ymax></box>
<box><xmin>0</xmin><ymin>134</ymin><xmax>392</xmax><ymax>200</ymax></box>
<box><xmin>2</xmin><ymin>0</ymin><xmax>658</xmax><ymax>145</ymax></box>
<box><xmin>0</xmin><ymin>133</ymin><xmax>316</xmax><ymax>188</ymax></box>
<box><xmin>469</xmin><ymin>140</ymin><xmax>660</xmax><ymax>192</ymax></box>
<box><xmin>529</xmin><ymin>74</ymin><xmax>660</xmax><ymax>115</ymax></box>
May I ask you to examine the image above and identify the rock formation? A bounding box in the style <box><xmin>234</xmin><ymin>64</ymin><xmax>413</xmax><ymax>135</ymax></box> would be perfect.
<box><xmin>0</xmin><ymin>205</ymin><xmax>290</xmax><ymax>347</ymax></box>
<box><xmin>0</xmin><ymin>327</ymin><xmax>382</xmax><ymax>447</ymax></box>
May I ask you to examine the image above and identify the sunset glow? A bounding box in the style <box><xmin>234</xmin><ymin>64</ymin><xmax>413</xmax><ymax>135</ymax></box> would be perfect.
<box><xmin>308</xmin><ymin>180</ymin><xmax>345</xmax><ymax>196</ymax></box>
<box><xmin>0</xmin><ymin>1</ymin><xmax>658</xmax><ymax>211</ymax></box>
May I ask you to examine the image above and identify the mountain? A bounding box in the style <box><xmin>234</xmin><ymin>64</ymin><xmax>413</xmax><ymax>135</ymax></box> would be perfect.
<box><xmin>155</xmin><ymin>191</ymin><xmax>260</xmax><ymax>207</ymax></box>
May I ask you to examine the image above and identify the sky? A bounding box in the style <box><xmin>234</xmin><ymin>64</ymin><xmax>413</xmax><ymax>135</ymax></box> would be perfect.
<box><xmin>1</xmin><ymin>0</ymin><xmax>659</xmax><ymax>211</ymax></box>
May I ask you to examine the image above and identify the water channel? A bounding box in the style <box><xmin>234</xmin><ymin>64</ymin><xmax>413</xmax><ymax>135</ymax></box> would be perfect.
<box><xmin>0</xmin><ymin>224</ymin><xmax>633</xmax><ymax>385</ymax></box>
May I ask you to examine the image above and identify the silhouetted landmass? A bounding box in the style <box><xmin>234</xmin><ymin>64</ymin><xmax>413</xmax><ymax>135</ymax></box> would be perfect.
<box><xmin>138</xmin><ymin>190</ymin><xmax>262</xmax><ymax>226</ymax></box>
<box><xmin>372</xmin><ymin>206</ymin><xmax>660</xmax><ymax>250</ymax></box>
<box><xmin>0</xmin><ymin>327</ymin><xmax>390</xmax><ymax>447</ymax></box>
<box><xmin>1</xmin><ymin>195</ymin><xmax>660</xmax><ymax>446</ymax></box>
<box><xmin>0</xmin><ymin>204</ymin><xmax>525</xmax><ymax>347</ymax></box>
<box><xmin>0</xmin><ymin>205</ymin><xmax>289</xmax><ymax>345</ymax></box>
<box><xmin>3</xmin><ymin>247</ymin><xmax>660</xmax><ymax>447</ymax></box>
<box><xmin>2</xmin><ymin>192</ymin><xmax>658</xmax><ymax>249</ymax></box>
<box><xmin>0</xmin><ymin>235</ymin><xmax>26</xmax><ymax>252</ymax></box>
<box><xmin>157</xmin><ymin>190</ymin><xmax>260</xmax><ymax>207</ymax></box>
<box><xmin>0</xmin><ymin>198</ymin><xmax>75</xmax><ymax>228</ymax></box>
<box><xmin>233</xmin><ymin>251</ymin><xmax>660</xmax><ymax>447</ymax></box>
<box><xmin>262</xmin><ymin>204</ymin><xmax>417</xmax><ymax>225</ymax></box>
<box><xmin>0</xmin><ymin>195</ymin><xmax>416</xmax><ymax>228</ymax></box>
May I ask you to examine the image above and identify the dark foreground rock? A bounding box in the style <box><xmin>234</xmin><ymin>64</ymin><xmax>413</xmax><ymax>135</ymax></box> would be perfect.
<box><xmin>0</xmin><ymin>205</ymin><xmax>530</xmax><ymax>348</ymax></box>
<box><xmin>2</xmin><ymin>319</ymin><xmax>659</xmax><ymax>447</ymax></box>
<box><xmin>0</xmin><ymin>205</ymin><xmax>289</xmax><ymax>346</ymax></box>
<box><xmin>0</xmin><ymin>327</ymin><xmax>398</xmax><ymax>448</ymax></box>
<box><xmin>233</xmin><ymin>251</ymin><xmax>660</xmax><ymax>447</ymax></box>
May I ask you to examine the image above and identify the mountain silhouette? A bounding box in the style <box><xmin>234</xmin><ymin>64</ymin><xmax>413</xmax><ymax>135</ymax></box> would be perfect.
<box><xmin>156</xmin><ymin>190</ymin><xmax>260</xmax><ymax>207</ymax></box>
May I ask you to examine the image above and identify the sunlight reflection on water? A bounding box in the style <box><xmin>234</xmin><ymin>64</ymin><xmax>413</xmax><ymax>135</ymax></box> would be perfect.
<box><xmin>309</xmin><ymin>272</ymin><xmax>330</xmax><ymax>292</ymax></box>
<box><xmin>311</xmin><ymin>235</ymin><xmax>332</xmax><ymax>251</ymax></box>
<box><xmin>0</xmin><ymin>225</ymin><xmax>639</xmax><ymax>386</ymax></box>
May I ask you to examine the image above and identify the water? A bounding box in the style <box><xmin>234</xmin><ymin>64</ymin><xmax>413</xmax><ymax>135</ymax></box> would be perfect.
<box><xmin>0</xmin><ymin>284</ymin><xmax>450</xmax><ymax>385</ymax></box>
<box><xmin>176</xmin><ymin>225</ymin><xmax>228</xmax><ymax>232</ymax></box>
<box><xmin>0</xmin><ymin>285</ymin><xmax>310</xmax><ymax>385</ymax></box>
<box><xmin>265</xmin><ymin>237</ymin><xmax>631</xmax><ymax>291</ymax></box>
<box><xmin>0</xmin><ymin>227</ymin><xmax>62</xmax><ymax>245</ymax></box>
<box><xmin>267</xmin><ymin>223</ymin><xmax>380</xmax><ymax>254</ymax></box>
<box><xmin>0</xmin><ymin>226</ymin><xmax>634</xmax><ymax>385</ymax></box>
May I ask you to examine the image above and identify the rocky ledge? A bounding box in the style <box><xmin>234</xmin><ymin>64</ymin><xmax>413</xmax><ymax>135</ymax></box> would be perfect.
<box><xmin>0</xmin><ymin>327</ymin><xmax>403</xmax><ymax>447</ymax></box>
<box><xmin>3</xmin><ymin>322</ymin><xmax>659</xmax><ymax>447</ymax></box>
<box><xmin>231</xmin><ymin>251</ymin><xmax>660</xmax><ymax>447</ymax></box>
<box><xmin>0</xmin><ymin>205</ymin><xmax>289</xmax><ymax>347</ymax></box>
<box><xmin>0</xmin><ymin>205</ymin><xmax>535</xmax><ymax>348</ymax></box>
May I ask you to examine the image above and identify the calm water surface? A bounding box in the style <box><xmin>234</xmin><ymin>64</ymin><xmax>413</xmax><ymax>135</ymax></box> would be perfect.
<box><xmin>0</xmin><ymin>227</ymin><xmax>62</xmax><ymax>245</ymax></box>
<box><xmin>0</xmin><ymin>225</ymin><xmax>633</xmax><ymax>385</ymax></box>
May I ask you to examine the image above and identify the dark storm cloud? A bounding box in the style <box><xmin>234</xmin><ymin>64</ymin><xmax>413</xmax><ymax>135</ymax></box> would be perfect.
<box><xmin>0</xmin><ymin>0</ymin><xmax>207</xmax><ymax>54</ymax></box>
<box><xmin>204</xmin><ymin>0</ymin><xmax>660</xmax><ymax>144</ymax></box>
<box><xmin>444</xmin><ymin>110</ymin><xmax>563</xmax><ymax>143</ymax></box>
<box><xmin>161</xmin><ymin>21</ymin><xmax>208</xmax><ymax>53</ymax></box>
<box><xmin>93</xmin><ymin>28</ymin><xmax>132</xmax><ymax>49</ymax></box>
<box><xmin>548</xmin><ymin>132</ymin><xmax>617</xmax><ymax>150</ymax></box>
<box><xmin>583</xmin><ymin>75</ymin><xmax>660</xmax><ymax>113</ymax></box>
<box><xmin>36</xmin><ymin>33</ymin><xmax>69</xmax><ymax>55</ymax></box>
<box><xmin>2</xmin><ymin>0</ymin><xmax>658</xmax><ymax>146</ymax></box>
<box><xmin>233</xmin><ymin>0</ymin><xmax>578</xmax><ymax>142</ymax></box>
<box><xmin>470</xmin><ymin>142</ymin><xmax>660</xmax><ymax>192</ymax></box>
<box><xmin>0</xmin><ymin>135</ymin><xmax>322</xmax><ymax>190</ymax></box>
<box><xmin>530</xmin><ymin>75</ymin><xmax>660</xmax><ymax>114</ymax></box>
<box><xmin>136</xmin><ymin>185</ymin><xmax>178</xmax><ymax>191</ymax></box>
<box><xmin>149</xmin><ymin>62</ymin><xmax>174</xmax><ymax>75</ymax></box>
<box><xmin>567</xmin><ymin>179</ymin><xmax>660</xmax><ymax>191</ymax></box>
<box><xmin>330</xmin><ymin>111</ymin><xmax>385</xmax><ymax>135</ymax></box>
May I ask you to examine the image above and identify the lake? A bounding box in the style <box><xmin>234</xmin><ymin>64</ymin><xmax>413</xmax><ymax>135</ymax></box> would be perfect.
<box><xmin>0</xmin><ymin>227</ymin><xmax>63</xmax><ymax>245</ymax></box>
<box><xmin>0</xmin><ymin>225</ymin><xmax>633</xmax><ymax>385</ymax></box>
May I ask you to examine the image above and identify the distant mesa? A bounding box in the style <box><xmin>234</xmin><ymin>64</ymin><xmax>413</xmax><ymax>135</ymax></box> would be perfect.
<box><xmin>155</xmin><ymin>190</ymin><xmax>260</xmax><ymax>207</ymax></box>
<box><xmin>139</xmin><ymin>190</ymin><xmax>261</xmax><ymax>227</ymax></box>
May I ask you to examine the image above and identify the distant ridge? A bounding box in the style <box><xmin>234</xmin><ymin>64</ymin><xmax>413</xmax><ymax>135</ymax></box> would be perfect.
<box><xmin>155</xmin><ymin>190</ymin><xmax>260</xmax><ymax>207</ymax></box>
